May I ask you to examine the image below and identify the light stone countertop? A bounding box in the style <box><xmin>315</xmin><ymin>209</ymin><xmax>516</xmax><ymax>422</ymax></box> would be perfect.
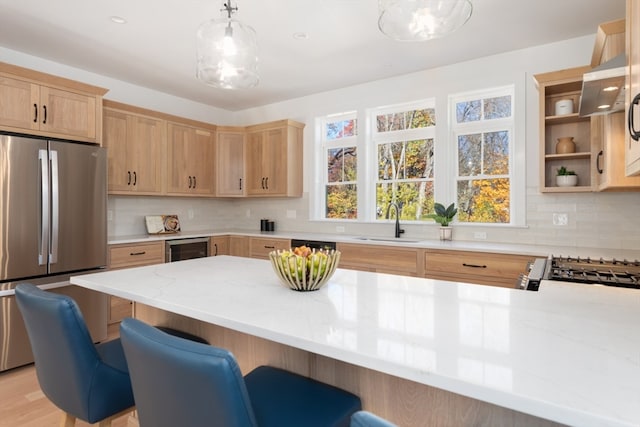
<box><xmin>72</xmin><ymin>256</ymin><xmax>640</xmax><ymax>427</ymax></box>
<box><xmin>108</xmin><ymin>229</ymin><xmax>640</xmax><ymax>260</ymax></box>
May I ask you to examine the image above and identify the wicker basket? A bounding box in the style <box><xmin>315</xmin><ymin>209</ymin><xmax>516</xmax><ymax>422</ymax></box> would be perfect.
<box><xmin>268</xmin><ymin>249</ymin><xmax>340</xmax><ymax>291</ymax></box>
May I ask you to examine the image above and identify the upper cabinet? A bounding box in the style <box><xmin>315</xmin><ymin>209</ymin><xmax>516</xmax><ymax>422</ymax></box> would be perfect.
<box><xmin>626</xmin><ymin>0</ymin><xmax>640</xmax><ymax>175</ymax></box>
<box><xmin>534</xmin><ymin>66</ymin><xmax>595</xmax><ymax>192</ymax></box>
<box><xmin>245</xmin><ymin>120</ymin><xmax>304</xmax><ymax>197</ymax></box>
<box><xmin>0</xmin><ymin>62</ymin><xmax>107</xmax><ymax>144</ymax></box>
<box><xmin>166</xmin><ymin>122</ymin><xmax>216</xmax><ymax>196</ymax></box>
<box><xmin>215</xmin><ymin>127</ymin><xmax>246</xmax><ymax>197</ymax></box>
<box><xmin>103</xmin><ymin>102</ymin><xmax>166</xmax><ymax>195</ymax></box>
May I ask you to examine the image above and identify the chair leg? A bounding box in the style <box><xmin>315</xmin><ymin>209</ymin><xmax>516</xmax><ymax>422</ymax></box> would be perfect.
<box><xmin>59</xmin><ymin>412</ymin><xmax>76</xmax><ymax>427</ymax></box>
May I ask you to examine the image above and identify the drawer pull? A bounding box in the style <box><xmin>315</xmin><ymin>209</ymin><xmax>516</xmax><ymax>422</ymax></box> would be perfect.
<box><xmin>130</xmin><ymin>251</ymin><xmax>147</xmax><ymax>256</ymax></box>
<box><xmin>462</xmin><ymin>263</ymin><xmax>487</xmax><ymax>269</ymax></box>
<box><xmin>264</xmin><ymin>245</ymin><xmax>275</xmax><ymax>249</ymax></box>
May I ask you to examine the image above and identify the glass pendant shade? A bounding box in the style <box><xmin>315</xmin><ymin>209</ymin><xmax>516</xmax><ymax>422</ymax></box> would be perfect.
<box><xmin>196</xmin><ymin>14</ymin><xmax>259</xmax><ymax>89</ymax></box>
<box><xmin>378</xmin><ymin>0</ymin><xmax>473</xmax><ymax>42</ymax></box>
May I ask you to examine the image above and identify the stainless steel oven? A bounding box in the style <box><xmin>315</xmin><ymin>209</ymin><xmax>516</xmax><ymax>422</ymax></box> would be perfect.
<box><xmin>165</xmin><ymin>237</ymin><xmax>210</xmax><ymax>263</ymax></box>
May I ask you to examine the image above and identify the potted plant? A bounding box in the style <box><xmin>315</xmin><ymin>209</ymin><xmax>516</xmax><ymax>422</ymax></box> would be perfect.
<box><xmin>427</xmin><ymin>202</ymin><xmax>457</xmax><ymax>240</ymax></box>
<box><xmin>556</xmin><ymin>166</ymin><xmax>578</xmax><ymax>187</ymax></box>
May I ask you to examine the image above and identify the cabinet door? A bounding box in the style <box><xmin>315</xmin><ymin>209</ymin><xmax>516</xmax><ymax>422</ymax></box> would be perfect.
<box><xmin>249</xmin><ymin>237</ymin><xmax>290</xmax><ymax>259</ymax></box>
<box><xmin>103</xmin><ymin>109</ymin><xmax>131</xmax><ymax>192</ymax></box>
<box><xmin>167</xmin><ymin>123</ymin><xmax>215</xmax><ymax>196</ymax></box>
<box><xmin>336</xmin><ymin>243</ymin><xmax>420</xmax><ymax>276</ymax></box>
<box><xmin>0</xmin><ymin>76</ymin><xmax>39</xmax><ymax>131</ymax></box>
<box><xmin>229</xmin><ymin>236</ymin><xmax>250</xmax><ymax>257</ymax></box>
<box><xmin>130</xmin><ymin>115</ymin><xmax>166</xmax><ymax>193</ymax></box>
<box><xmin>39</xmin><ymin>86</ymin><xmax>97</xmax><ymax>140</ymax></box>
<box><xmin>626</xmin><ymin>0</ymin><xmax>640</xmax><ymax>175</ymax></box>
<box><xmin>246</xmin><ymin>128</ymin><xmax>287</xmax><ymax>196</ymax></box>
<box><xmin>216</xmin><ymin>132</ymin><xmax>245</xmax><ymax>196</ymax></box>
<box><xmin>210</xmin><ymin>236</ymin><xmax>229</xmax><ymax>256</ymax></box>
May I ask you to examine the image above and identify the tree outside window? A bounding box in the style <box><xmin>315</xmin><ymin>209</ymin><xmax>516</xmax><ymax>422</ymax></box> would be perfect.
<box><xmin>373</xmin><ymin>105</ymin><xmax>436</xmax><ymax>221</ymax></box>
<box><xmin>323</xmin><ymin>116</ymin><xmax>357</xmax><ymax>219</ymax></box>
<box><xmin>453</xmin><ymin>91</ymin><xmax>513</xmax><ymax>224</ymax></box>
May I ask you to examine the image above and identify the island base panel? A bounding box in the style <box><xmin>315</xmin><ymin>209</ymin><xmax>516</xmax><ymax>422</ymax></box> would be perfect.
<box><xmin>133</xmin><ymin>304</ymin><xmax>566</xmax><ymax>427</ymax></box>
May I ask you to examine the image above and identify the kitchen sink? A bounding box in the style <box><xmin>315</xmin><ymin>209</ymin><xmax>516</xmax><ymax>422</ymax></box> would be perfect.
<box><xmin>353</xmin><ymin>236</ymin><xmax>423</xmax><ymax>243</ymax></box>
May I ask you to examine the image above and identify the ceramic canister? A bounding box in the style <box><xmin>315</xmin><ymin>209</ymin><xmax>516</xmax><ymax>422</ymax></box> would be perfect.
<box><xmin>555</xmin><ymin>99</ymin><xmax>574</xmax><ymax>116</ymax></box>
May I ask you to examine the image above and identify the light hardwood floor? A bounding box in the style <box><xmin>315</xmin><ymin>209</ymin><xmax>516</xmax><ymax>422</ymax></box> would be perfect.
<box><xmin>0</xmin><ymin>324</ymin><xmax>135</xmax><ymax>427</ymax></box>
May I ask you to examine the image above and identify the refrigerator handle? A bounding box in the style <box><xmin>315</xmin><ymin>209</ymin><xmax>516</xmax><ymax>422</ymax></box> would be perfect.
<box><xmin>50</xmin><ymin>150</ymin><xmax>59</xmax><ymax>264</ymax></box>
<box><xmin>38</xmin><ymin>149</ymin><xmax>49</xmax><ymax>266</ymax></box>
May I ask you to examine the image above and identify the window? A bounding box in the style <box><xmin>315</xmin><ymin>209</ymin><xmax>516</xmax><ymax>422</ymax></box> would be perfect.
<box><xmin>451</xmin><ymin>88</ymin><xmax>514</xmax><ymax>224</ymax></box>
<box><xmin>372</xmin><ymin>101</ymin><xmax>436</xmax><ymax>221</ymax></box>
<box><xmin>321</xmin><ymin>113</ymin><xmax>358</xmax><ymax>219</ymax></box>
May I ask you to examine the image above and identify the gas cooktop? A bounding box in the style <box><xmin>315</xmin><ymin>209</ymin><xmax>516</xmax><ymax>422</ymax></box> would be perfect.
<box><xmin>547</xmin><ymin>256</ymin><xmax>640</xmax><ymax>289</ymax></box>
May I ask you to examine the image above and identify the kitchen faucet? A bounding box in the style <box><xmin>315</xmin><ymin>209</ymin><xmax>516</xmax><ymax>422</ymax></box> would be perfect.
<box><xmin>385</xmin><ymin>202</ymin><xmax>405</xmax><ymax>238</ymax></box>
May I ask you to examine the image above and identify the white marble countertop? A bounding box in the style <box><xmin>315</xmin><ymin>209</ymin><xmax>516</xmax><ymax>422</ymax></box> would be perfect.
<box><xmin>108</xmin><ymin>229</ymin><xmax>640</xmax><ymax>260</ymax></box>
<box><xmin>72</xmin><ymin>256</ymin><xmax>640</xmax><ymax>427</ymax></box>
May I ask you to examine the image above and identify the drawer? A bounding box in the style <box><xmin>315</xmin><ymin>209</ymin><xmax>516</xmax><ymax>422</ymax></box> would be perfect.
<box><xmin>424</xmin><ymin>250</ymin><xmax>534</xmax><ymax>287</ymax></box>
<box><xmin>249</xmin><ymin>237</ymin><xmax>290</xmax><ymax>259</ymax></box>
<box><xmin>336</xmin><ymin>243</ymin><xmax>419</xmax><ymax>276</ymax></box>
<box><xmin>109</xmin><ymin>241</ymin><xmax>165</xmax><ymax>269</ymax></box>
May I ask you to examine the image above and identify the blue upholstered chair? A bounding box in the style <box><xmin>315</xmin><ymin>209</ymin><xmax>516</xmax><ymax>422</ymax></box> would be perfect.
<box><xmin>119</xmin><ymin>317</ymin><xmax>362</xmax><ymax>427</ymax></box>
<box><xmin>351</xmin><ymin>410</ymin><xmax>398</xmax><ymax>427</ymax></box>
<box><xmin>15</xmin><ymin>283</ymin><xmax>134</xmax><ymax>427</ymax></box>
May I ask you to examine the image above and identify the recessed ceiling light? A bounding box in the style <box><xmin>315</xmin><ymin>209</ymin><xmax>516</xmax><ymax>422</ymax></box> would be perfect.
<box><xmin>293</xmin><ymin>32</ymin><xmax>308</xmax><ymax>40</ymax></box>
<box><xmin>110</xmin><ymin>16</ymin><xmax>127</xmax><ymax>24</ymax></box>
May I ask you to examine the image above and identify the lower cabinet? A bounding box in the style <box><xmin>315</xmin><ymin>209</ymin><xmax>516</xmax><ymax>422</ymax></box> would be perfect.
<box><xmin>229</xmin><ymin>236</ymin><xmax>250</xmax><ymax>257</ymax></box>
<box><xmin>249</xmin><ymin>237</ymin><xmax>290</xmax><ymax>260</ymax></box>
<box><xmin>210</xmin><ymin>236</ymin><xmax>229</xmax><ymax>256</ymax></box>
<box><xmin>424</xmin><ymin>249</ymin><xmax>534</xmax><ymax>288</ymax></box>
<box><xmin>336</xmin><ymin>243</ymin><xmax>421</xmax><ymax>277</ymax></box>
<box><xmin>107</xmin><ymin>241</ymin><xmax>164</xmax><ymax>323</ymax></box>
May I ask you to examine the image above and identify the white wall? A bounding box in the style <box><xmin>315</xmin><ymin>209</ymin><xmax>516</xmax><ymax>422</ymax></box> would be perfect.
<box><xmin>4</xmin><ymin>38</ymin><xmax>640</xmax><ymax>250</ymax></box>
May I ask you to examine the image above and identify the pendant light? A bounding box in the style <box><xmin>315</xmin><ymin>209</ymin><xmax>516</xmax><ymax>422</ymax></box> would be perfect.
<box><xmin>196</xmin><ymin>1</ymin><xmax>259</xmax><ymax>89</ymax></box>
<box><xmin>378</xmin><ymin>0</ymin><xmax>473</xmax><ymax>42</ymax></box>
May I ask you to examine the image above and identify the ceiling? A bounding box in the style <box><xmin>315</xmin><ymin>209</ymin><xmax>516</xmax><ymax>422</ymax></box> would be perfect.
<box><xmin>0</xmin><ymin>0</ymin><xmax>626</xmax><ymax>111</ymax></box>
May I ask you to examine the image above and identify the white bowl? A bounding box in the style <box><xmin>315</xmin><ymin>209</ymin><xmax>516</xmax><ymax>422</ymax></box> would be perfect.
<box><xmin>269</xmin><ymin>249</ymin><xmax>340</xmax><ymax>291</ymax></box>
<box><xmin>556</xmin><ymin>175</ymin><xmax>578</xmax><ymax>187</ymax></box>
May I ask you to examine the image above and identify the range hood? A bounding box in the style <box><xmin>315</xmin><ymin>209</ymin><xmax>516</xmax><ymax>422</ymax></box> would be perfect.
<box><xmin>578</xmin><ymin>53</ymin><xmax>626</xmax><ymax>117</ymax></box>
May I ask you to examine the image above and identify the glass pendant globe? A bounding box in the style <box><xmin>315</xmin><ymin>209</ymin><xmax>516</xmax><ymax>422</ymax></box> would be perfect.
<box><xmin>378</xmin><ymin>0</ymin><xmax>473</xmax><ymax>42</ymax></box>
<box><xmin>196</xmin><ymin>17</ymin><xmax>259</xmax><ymax>89</ymax></box>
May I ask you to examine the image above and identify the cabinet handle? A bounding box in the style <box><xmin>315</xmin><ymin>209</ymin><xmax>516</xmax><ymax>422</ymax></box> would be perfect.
<box><xmin>264</xmin><ymin>245</ymin><xmax>275</xmax><ymax>249</ymax></box>
<box><xmin>628</xmin><ymin>92</ymin><xmax>640</xmax><ymax>141</ymax></box>
<box><xmin>239</xmin><ymin>178</ymin><xmax>242</xmax><ymax>190</ymax></box>
<box><xmin>33</xmin><ymin>103</ymin><xmax>38</xmax><ymax>123</ymax></box>
<box><xmin>130</xmin><ymin>251</ymin><xmax>146</xmax><ymax>256</ymax></box>
<box><xmin>596</xmin><ymin>150</ymin><xmax>603</xmax><ymax>174</ymax></box>
<box><xmin>261</xmin><ymin>177</ymin><xmax>265</xmax><ymax>189</ymax></box>
<box><xmin>42</xmin><ymin>105</ymin><xmax>47</xmax><ymax>124</ymax></box>
<box><xmin>264</xmin><ymin>176</ymin><xmax>268</xmax><ymax>189</ymax></box>
<box><xmin>193</xmin><ymin>176</ymin><xmax>196</xmax><ymax>188</ymax></box>
<box><xmin>188</xmin><ymin>176</ymin><xmax>192</xmax><ymax>189</ymax></box>
<box><xmin>462</xmin><ymin>263</ymin><xmax>487</xmax><ymax>269</ymax></box>
<box><xmin>127</xmin><ymin>171</ymin><xmax>131</xmax><ymax>185</ymax></box>
<box><xmin>133</xmin><ymin>171</ymin><xmax>137</xmax><ymax>186</ymax></box>
<box><xmin>213</xmin><ymin>243</ymin><xmax>218</xmax><ymax>256</ymax></box>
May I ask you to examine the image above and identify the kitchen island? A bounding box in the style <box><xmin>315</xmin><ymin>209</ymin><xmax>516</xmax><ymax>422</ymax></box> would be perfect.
<box><xmin>71</xmin><ymin>256</ymin><xmax>640</xmax><ymax>427</ymax></box>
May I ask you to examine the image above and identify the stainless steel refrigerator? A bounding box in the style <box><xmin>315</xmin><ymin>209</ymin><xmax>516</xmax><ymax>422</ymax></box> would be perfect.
<box><xmin>0</xmin><ymin>133</ymin><xmax>108</xmax><ymax>372</ymax></box>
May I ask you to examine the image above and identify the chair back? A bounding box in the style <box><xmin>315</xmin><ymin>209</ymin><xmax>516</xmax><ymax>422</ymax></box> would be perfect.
<box><xmin>119</xmin><ymin>317</ymin><xmax>258</xmax><ymax>427</ymax></box>
<box><xmin>15</xmin><ymin>283</ymin><xmax>133</xmax><ymax>423</ymax></box>
<box><xmin>351</xmin><ymin>410</ymin><xmax>398</xmax><ymax>427</ymax></box>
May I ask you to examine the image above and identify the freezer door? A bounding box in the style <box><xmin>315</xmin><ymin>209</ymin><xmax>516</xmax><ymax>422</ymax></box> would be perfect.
<box><xmin>0</xmin><ymin>135</ymin><xmax>49</xmax><ymax>281</ymax></box>
<box><xmin>48</xmin><ymin>141</ymin><xmax>107</xmax><ymax>274</ymax></box>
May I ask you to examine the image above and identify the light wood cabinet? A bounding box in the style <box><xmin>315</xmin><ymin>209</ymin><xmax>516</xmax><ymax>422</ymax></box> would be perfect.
<box><xmin>534</xmin><ymin>66</ymin><xmax>596</xmax><ymax>192</ymax></box>
<box><xmin>103</xmin><ymin>103</ymin><xmax>166</xmax><ymax>195</ymax></box>
<box><xmin>246</xmin><ymin>120</ymin><xmax>304</xmax><ymax>197</ymax></box>
<box><xmin>210</xmin><ymin>236</ymin><xmax>230</xmax><ymax>256</ymax></box>
<box><xmin>626</xmin><ymin>0</ymin><xmax>640</xmax><ymax>175</ymax></box>
<box><xmin>216</xmin><ymin>127</ymin><xmax>245</xmax><ymax>197</ymax></box>
<box><xmin>423</xmin><ymin>249</ymin><xmax>533</xmax><ymax>288</ymax></box>
<box><xmin>0</xmin><ymin>62</ymin><xmax>106</xmax><ymax>143</ymax></box>
<box><xmin>229</xmin><ymin>236</ymin><xmax>250</xmax><ymax>257</ymax></box>
<box><xmin>336</xmin><ymin>243</ymin><xmax>421</xmax><ymax>276</ymax></box>
<box><xmin>108</xmin><ymin>241</ymin><xmax>164</xmax><ymax>323</ymax></box>
<box><xmin>249</xmin><ymin>237</ymin><xmax>290</xmax><ymax>260</ymax></box>
<box><xmin>167</xmin><ymin>122</ymin><xmax>216</xmax><ymax>196</ymax></box>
